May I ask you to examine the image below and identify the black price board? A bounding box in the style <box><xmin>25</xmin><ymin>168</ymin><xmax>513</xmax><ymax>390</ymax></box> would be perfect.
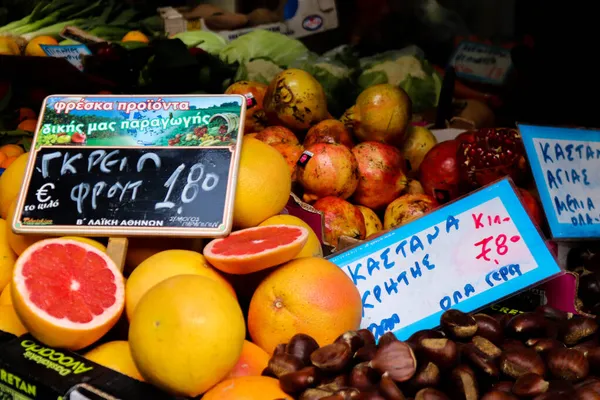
<box><xmin>13</xmin><ymin>95</ymin><xmax>246</xmax><ymax>237</ymax></box>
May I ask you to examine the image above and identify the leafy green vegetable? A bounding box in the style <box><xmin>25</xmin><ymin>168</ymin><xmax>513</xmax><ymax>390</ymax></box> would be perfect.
<box><xmin>234</xmin><ymin>58</ymin><xmax>283</xmax><ymax>85</ymax></box>
<box><xmin>172</xmin><ymin>31</ymin><xmax>227</xmax><ymax>54</ymax></box>
<box><xmin>219</xmin><ymin>30</ymin><xmax>308</xmax><ymax>67</ymax></box>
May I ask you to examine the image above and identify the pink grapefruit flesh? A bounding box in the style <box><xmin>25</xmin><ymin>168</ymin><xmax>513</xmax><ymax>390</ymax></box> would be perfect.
<box><xmin>203</xmin><ymin>225</ymin><xmax>308</xmax><ymax>274</ymax></box>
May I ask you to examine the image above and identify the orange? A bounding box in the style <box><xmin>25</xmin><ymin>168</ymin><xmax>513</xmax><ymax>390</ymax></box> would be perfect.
<box><xmin>129</xmin><ymin>275</ymin><xmax>245</xmax><ymax>397</ymax></box>
<box><xmin>224</xmin><ymin>340</ymin><xmax>270</xmax><ymax>379</ymax></box>
<box><xmin>125</xmin><ymin>249</ymin><xmax>235</xmax><ymax>320</ymax></box>
<box><xmin>0</xmin><ymin>152</ymin><xmax>29</xmax><ymax>218</ymax></box>
<box><xmin>248</xmin><ymin>257</ymin><xmax>362</xmax><ymax>353</ymax></box>
<box><xmin>124</xmin><ymin>237</ymin><xmax>202</xmax><ymax>275</ymax></box>
<box><xmin>0</xmin><ymin>153</ymin><xmax>6</xmax><ymax>167</ymax></box>
<box><xmin>0</xmin><ymin>304</ymin><xmax>27</xmax><ymax>336</ymax></box>
<box><xmin>1</xmin><ymin>156</ymin><xmax>17</xmax><ymax>168</ymax></box>
<box><xmin>17</xmin><ymin>119</ymin><xmax>37</xmax><ymax>132</ymax></box>
<box><xmin>16</xmin><ymin>108</ymin><xmax>36</xmax><ymax>123</ymax></box>
<box><xmin>0</xmin><ymin>37</ymin><xmax>20</xmax><ymax>56</ymax></box>
<box><xmin>203</xmin><ymin>376</ymin><xmax>292</xmax><ymax>400</ymax></box>
<box><xmin>84</xmin><ymin>341</ymin><xmax>144</xmax><ymax>381</ymax></box>
<box><xmin>0</xmin><ymin>283</ymin><xmax>12</xmax><ymax>305</ymax></box>
<box><xmin>11</xmin><ymin>238</ymin><xmax>125</xmax><ymax>350</ymax></box>
<box><xmin>122</xmin><ymin>31</ymin><xmax>149</xmax><ymax>43</ymax></box>
<box><xmin>356</xmin><ymin>205</ymin><xmax>383</xmax><ymax>238</ymax></box>
<box><xmin>24</xmin><ymin>36</ymin><xmax>58</xmax><ymax>57</ymax></box>
<box><xmin>203</xmin><ymin>225</ymin><xmax>308</xmax><ymax>275</ymax></box>
<box><xmin>0</xmin><ymin>144</ymin><xmax>24</xmax><ymax>158</ymax></box>
<box><xmin>233</xmin><ymin>138</ymin><xmax>291</xmax><ymax>228</ymax></box>
<box><xmin>6</xmin><ymin>200</ymin><xmax>48</xmax><ymax>255</ymax></box>
<box><xmin>258</xmin><ymin>214</ymin><xmax>323</xmax><ymax>258</ymax></box>
<box><xmin>0</xmin><ymin>218</ymin><xmax>17</xmax><ymax>292</ymax></box>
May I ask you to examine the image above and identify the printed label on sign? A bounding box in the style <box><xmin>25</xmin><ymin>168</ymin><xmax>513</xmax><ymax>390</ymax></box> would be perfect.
<box><xmin>328</xmin><ymin>179</ymin><xmax>560</xmax><ymax>341</ymax></box>
<box><xmin>520</xmin><ymin>124</ymin><xmax>600</xmax><ymax>239</ymax></box>
<box><xmin>14</xmin><ymin>95</ymin><xmax>246</xmax><ymax>237</ymax></box>
<box><xmin>40</xmin><ymin>44</ymin><xmax>92</xmax><ymax>71</ymax></box>
<box><xmin>449</xmin><ymin>41</ymin><xmax>512</xmax><ymax>86</ymax></box>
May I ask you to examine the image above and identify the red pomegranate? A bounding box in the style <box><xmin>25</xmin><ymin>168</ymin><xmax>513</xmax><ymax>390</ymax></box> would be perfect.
<box><xmin>419</xmin><ymin>140</ymin><xmax>461</xmax><ymax>204</ymax></box>
<box><xmin>298</xmin><ymin>143</ymin><xmax>359</xmax><ymax>203</ymax></box>
<box><xmin>383</xmin><ymin>194</ymin><xmax>438</xmax><ymax>230</ymax></box>
<box><xmin>351</xmin><ymin>141</ymin><xmax>408</xmax><ymax>210</ymax></box>
<box><xmin>304</xmin><ymin>119</ymin><xmax>355</xmax><ymax>149</ymax></box>
<box><xmin>518</xmin><ymin>188</ymin><xmax>544</xmax><ymax>227</ymax></box>
<box><xmin>254</xmin><ymin>126</ymin><xmax>299</xmax><ymax>146</ymax></box>
<box><xmin>313</xmin><ymin>196</ymin><xmax>366</xmax><ymax>247</ymax></box>
<box><xmin>456</xmin><ymin>128</ymin><xmax>529</xmax><ymax>189</ymax></box>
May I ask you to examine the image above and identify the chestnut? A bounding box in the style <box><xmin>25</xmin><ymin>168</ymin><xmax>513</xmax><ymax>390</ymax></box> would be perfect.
<box><xmin>355</xmin><ymin>344</ymin><xmax>378</xmax><ymax>363</ymax></box>
<box><xmin>473</xmin><ymin>314</ymin><xmax>504</xmax><ymax>345</ymax></box>
<box><xmin>357</xmin><ymin>329</ymin><xmax>377</xmax><ymax>348</ymax></box>
<box><xmin>274</xmin><ymin>343</ymin><xmax>288</xmax><ymax>356</ymax></box>
<box><xmin>406</xmin><ymin>361</ymin><xmax>440</xmax><ymax>391</ymax></box>
<box><xmin>268</xmin><ymin>353</ymin><xmax>305</xmax><ymax>377</ymax></box>
<box><xmin>532</xmin><ymin>393</ymin><xmax>569</xmax><ymax>400</ymax></box>
<box><xmin>407</xmin><ymin>330</ymin><xmax>445</xmax><ymax>346</ymax></box>
<box><xmin>354</xmin><ymin>393</ymin><xmax>387</xmax><ymax>400</ymax></box>
<box><xmin>512</xmin><ymin>373</ymin><xmax>549</xmax><ymax>397</ymax></box>
<box><xmin>462</xmin><ymin>344</ymin><xmax>500</xmax><ymax>379</ymax></box>
<box><xmin>418</xmin><ymin>338</ymin><xmax>458</xmax><ymax>370</ymax></box>
<box><xmin>502</xmin><ymin>339</ymin><xmax>527</xmax><ymax>352</ymax></box>
<box><xmin>472</xmin><ymin>336</ymin><xmax>502</xmax><ymax>359</ymax></box>
<box><xmin>491</xmin><ymin>381</ymin><xmax>514</xmax><ymax>393</ymax></box>
<box><xmin>546</xmin><ymin>348</ymin><xmax>589</xmax><ymax>382</ymax></box>
<box><xmin>574</xmin><ymin>386</ymin><xmax>600</xmax><ymax>400</ymax></box>
<box><xmin>561</xmin><ymin>317</ymin><xmax>599</xmax><ymax>346</ymax></box>
<box><xmin>280</xmin><ymin>366</ymin><xmax>320</xmax><ymax>394</ymax></box>
<box><xmin>379</xmin><ymin>372</ymin><xmax>406</xmax><ymax>400</ymax></box>
<box><xmin>350</xmin><ymin>362</ymin><xmax>380</xmax><ymax>392</ymax></box>
<box><xmin>334</xmin><ymin>388</ymin><xmax>361</xmax><ymax>399</ymax></box>
<box><xmin>378</xmin><ymin>332</ymin><xmax>399</xmax><ymax>348</ymax></box>
<box><xmin>414</xmin><ymin>388</ymin><xmax>450</xmax><ymax>400</ymax></box>
<box><xmin>369</xmin><ymin>341</ymin><xmax>417</xmax><ymax>382</ymax></box>
<box><xmin>450</xmin><ymin>364</ymin><xmax>479</xmax><ymax>400</ymax></box>
<box><xmin>499</xmin><ymin>348</ymin><xmax>546</xmax><ymax>379</ymax></box>
<box><xmin>262</xmin><ymin>366</ymin><xmax>275</xmax><ymax>377</ymax></box>
<box><xmin>535</xmin><ymin>305</ymin><xmax>571</xmax><ymax>322</ymax></box>
<box><xmin>336</xmin><ymin>331</ymin><xmax>365</xmax><ymax>353</ymax></box>
<box><xmin>572</xmin><ymin>339</ymin><xmax>598</xmax><ymax>357</ymax></box>
<box><xmin>300</xmin><ymin>388</ymin><xmax>336</xmax><ymax>400</ymax></box>
<box><xmin>440</xmin><ymin>309</ymin><xmax>478</xmax><ymax>340</ymax></box>
<box><xmin>586</xmin><ymin>347</ymin><xmax>600</xmax><ymax>375</ymax></box>
<box><xmin>547</xmin><ymin>379</ymin><xmax>575</xmax><ymax>394</ymax></box>
<box><xmin>578</xmin><ymin>273</ymin><xmax>600</xmax><ymax>309</ymax></box>
<box><xmin>322</xmin><ymin>373</ymin><xmax>350</xmax><ymax>388</ymax></box>
<box><xmin>505</xmin><ymin>312</ymin><xmax>548</xmax><ymax>341</ymax></box>
<box><xmin>481</xmin><ymin>391</ymin><xmax>518</xmax><ymax>400</ymax></box>
<box><xmin>529</xmin><ymin>338</ymin><xmax>565</xmax><ymax>356</ymax></box>
<box><xmin>288</xmin><ymin>334</ymin><xmax>320</xmax><ymax>365</ymax></box>
<box><xmin>311</xmin><ymin>343</ymin><xmax>353</xmax><ymax>373</ymax></box>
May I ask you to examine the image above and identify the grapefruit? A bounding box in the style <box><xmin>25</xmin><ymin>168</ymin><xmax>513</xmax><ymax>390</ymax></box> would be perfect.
<box><xmin>233</xmin><ymin>138</ymin><xmax>291</xmax><ymax>228</ymax></box>
<box><xmin>11</xmin><ymin>238</ymin><xmax>125</xmax><ymax>350</ymax></box>
<box><xmin>258</xmin><ymin>214</ymin><xmax>323</xmax><ymax>258</ymax></box>
<box><xmin>0</xmin><ymin>304</ymin><xmax>27</xmax><ymax>336</ymax></box>
<box><xmin>0</xmin><ymin>219</ymin><xmax>17</xmax><ymax>292</ymax></box>
<box><xmin>84</xmin><ymin>341</ymin><xmax>144</xmax><ymax>381</ymax></box>
<box><xmin>125</xmin><ymin>249</ymin><xmax>235</xmax><ymax>320</ymax></box>
<box><xmin>0</xmin><ymin>152</ymin><xmax>29</xmax><ymax>218</ymax></box>
<box><xmin>0</xmin><ymin>283</ymin><xmax>12</xmax><ymax>305</ymax></box>
<box><xmin>225</xmin><ymin>340</ymin><xmax>270</xmax><ymax>379</ymax></box>
<box><xmin>24</xmin><ymin>36</ymin><xmax>58</xmax><ymax>57</ymax></box>
<box><xmin>6</xmin><ymin>200</ymin><xmax>48</xmax><ymax>255</ymax></box>
<box><xmin>60</xmin><ymin>236</ymin><xmax>106</xmax><ymax>252</ymax></box>
<box><xmin>129</xmin><ymin>275</ymin><xmax>245</xmax><ymax>397</ymax></box>
<box><xmin>203</xmin><ymin>225</ymin><xmax>308</xmax><ymax>275</ymax></box>
<box><xmin>203</xmin><ymin>376</ymin><xmax>292</xmax><ymax>400</ymax></box>
<box><xmin>248</xmin><ymin>257</ymin><xmax>362</xmax><ymax>353</ymax></box>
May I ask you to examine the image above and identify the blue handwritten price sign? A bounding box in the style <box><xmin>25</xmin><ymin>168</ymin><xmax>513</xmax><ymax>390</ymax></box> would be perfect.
<box><xmin>13</xmin><ymin>95</ymin><xmax>246</xmax><ymax>238</ymax></box>
<box><xmin>328</xmin><ymin>179</ymin><xmax>560</xmax><ymax>341</ymax></box>
<box><xmin>520</xmin><ymin>124</ymin><xmax>600</xmax><ymax>239</ymax></box>
<box><xmin>40</xmin><ymin>44</ymin><xmax>92</xmax><ymax>71</ymax></box>
<box><xmin>449</xmin><ymin>41</ymin><xmax>513</xmax><ymax>86</ymax></box>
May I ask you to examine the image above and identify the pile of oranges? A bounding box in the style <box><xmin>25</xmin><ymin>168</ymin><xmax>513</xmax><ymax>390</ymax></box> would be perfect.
<box><xmin>0</xmin><ymin>144</ymin><xmax>24</xmax><ymax>169</ymax></box>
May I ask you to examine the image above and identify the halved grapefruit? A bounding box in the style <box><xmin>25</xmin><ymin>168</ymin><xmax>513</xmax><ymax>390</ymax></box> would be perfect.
<box><xmin>203</xmin><ymin>225</ymin><xmax>308</xmax><ymax>274</ymax></box>
<box><xmin>11</xmin><ymin>238</ymin><xmax>125</xmax><ymax>350</ymax></box>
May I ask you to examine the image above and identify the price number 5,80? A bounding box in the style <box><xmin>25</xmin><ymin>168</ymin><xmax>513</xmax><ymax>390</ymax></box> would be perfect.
<box><xmin>156</xmin><ymin>163</ymin><xmax>219</xmax><ymax>214</ymax></box>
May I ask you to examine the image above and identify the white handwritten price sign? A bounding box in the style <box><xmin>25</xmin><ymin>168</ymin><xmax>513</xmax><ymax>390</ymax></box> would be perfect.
<box><xmin>520</xmin><ymin>124</ymin><xmax>600</xmax><ymax>239</ymax></box>
<box><xmin>328</xmin><ymin>179</ymin><xmax>560</xmax><ymax>341</ymax></box>
<box><xmin>449</xmin><ymin>41</ymin><xmax>513</xmax><ymax>86</ymax></box>
<box><xmin>13</xmin><ymin>95</ymin><xmax>246</xmax><ymax>238</ymax></box>
<box><xmin>40</xmin><ymin>44</ymin><xmax>92</xmax><ymax>71</ymax></box>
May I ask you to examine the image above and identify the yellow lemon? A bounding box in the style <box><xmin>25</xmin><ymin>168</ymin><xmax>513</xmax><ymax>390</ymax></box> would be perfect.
<box><xmin>0</xmin><ymin>304</ymin><xmax>27</xmax><ymax>336</ymax></box>
<box><xmin>0</xmin><ymin>152</ymin><xmax>29</xmax><ymax>219</ymax></box>
<box><xmin>5</xmin><ymin>200</ymin><xmax>47</xmax><ymax>255</ymax></box>
<box><xmin>0</xmin><ymin>219</ymin><xmax>16</xmax><ymax>292</ymax></box>
<box><xmin>0</xmin><ymin>283</ymin><xmax>12</xmax><ymax>305</ymax></box>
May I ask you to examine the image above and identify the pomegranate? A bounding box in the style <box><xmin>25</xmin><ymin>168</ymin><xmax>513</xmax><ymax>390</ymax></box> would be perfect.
<box><xmin>254</xmin><ymin>126</ymin><xmax>299</xmax><ymax>146</ymax></box>
<box><xmin>419</xmin><ymin>140</ymin><xmax>461</xmax><ymax>204</ymax></box>
<box><xmin>313</xmin><ymin>196</ymin><xmax>366</xmax><ymax>247</ymax></box>
<box><xmin>71</xmin><ymin>132</ymin><xmax>86</xmax><ymax>144</ymax></box>
<box><xmin>271</xmin><ymin>142</ymin><xmax>304</xmax><ymax>181</ymax></box>
<box><xmin>341</xmin><ymin>84</ymin><xmax>411</xmax><ymax>146</ymax></box>
<box><xmin>225</xmin><ymin>80</ymin><xmax>268</xmax><ymax>134</ymax></box>
<box><xmin>351</xmin><ymin>141</ymin><xmax>408</xmax><ymax>210</ymax></box>
<box><xmin>518</xmin><ymin>188</ymin><xmax>544</xmax><ymax>227</ymax></box>
<box><xmin>456</xmin><ymin>128</ymin><xmax>529</xmax><ymax>189</ymax></box>
<box><xmin>304</xmin><ymin>119</ymin><xmax>355</xmax><ymax>149</ymax></box>
<box><xmin>356</xmin><ymin>205</ymin><xmax>383</xmax><ymax>238</ymax></box>
<box><xmin>384</xmin><ymin>194</ymin><xmax>438</xmax><ymax>230</ymax></box>
<box><xmin>298</xmin><ymin>143</ymin><xmax>359</xmax><ymax>203</ymax></box>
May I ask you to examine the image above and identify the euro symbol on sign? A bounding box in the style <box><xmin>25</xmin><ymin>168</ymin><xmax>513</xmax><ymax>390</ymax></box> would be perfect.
<box><xmin>36</xmin><ymin>183</ymin><xmax>55</xmax><ymax>203</ymax></box>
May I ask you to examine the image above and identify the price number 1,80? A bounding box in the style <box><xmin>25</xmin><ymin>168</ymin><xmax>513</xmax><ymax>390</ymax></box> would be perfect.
<box><xmin>156</xmin><ymin>162</ymin><xmax>220</xmax><ymax>213</ymax></box>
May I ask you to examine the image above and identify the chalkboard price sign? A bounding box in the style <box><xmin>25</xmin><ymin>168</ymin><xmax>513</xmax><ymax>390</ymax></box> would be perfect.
<box><xmin>14</xmin><ymin>95</ymin><xmax>246</xmax><ymax>237</ymax></box>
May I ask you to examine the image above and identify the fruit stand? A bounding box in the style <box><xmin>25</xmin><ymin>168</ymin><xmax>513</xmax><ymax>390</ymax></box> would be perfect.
<box><xmin>1</xmin><ymin>2</ymin><xmax>600</xmax><ymax>400</ymax></box>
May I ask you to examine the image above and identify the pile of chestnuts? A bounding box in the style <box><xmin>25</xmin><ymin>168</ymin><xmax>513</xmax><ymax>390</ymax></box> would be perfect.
<box><xmin>264</xmin><ymin>306</ymin><xmax>600</xmax><ymax>399</ymax></box>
